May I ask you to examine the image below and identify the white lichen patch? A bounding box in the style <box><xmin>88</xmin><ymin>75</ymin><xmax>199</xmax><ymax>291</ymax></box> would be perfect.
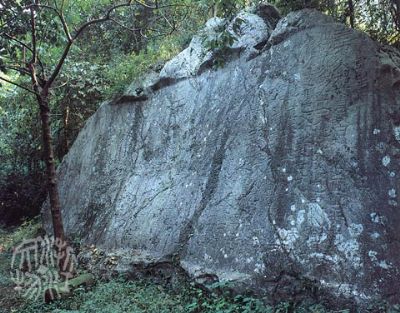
<box><xmin>388</xmin><ymin>189</ymin><xmax>397</xmax><ymax>198</ymax></box>
<box><xmin>333</xmin><ymin>223</ymin><xmax>364</xmax><ymax>269</ymax></box>
<box><xmin>368</xmin><ymin>251</ymin><xmax>392</xmax><ymax>270</ymax></box>
<box><xmin>370</xmin><ymin>232</ymin><xmax>380</xmax><ymax>239</ymax></box>
<box><xmin>310</xmin><ymin>252</ymin><xmax>339</xmax><ymax>263</ymax></box>
<box><xmin>297</xmin><ymin>210</ymin><xmax>306</xmax><ymax>225</ymax></box>
<box><xmin>334</xmin><ymin>234</ymin><xmax>362</xmax><ymax>269</ymax></box>
<box><xmin>394</xmin><ymin>126</ymin><xmax>400</xmax><ymax>142</ymax></box>
<box><xmin>277</xmin><ymin>228</ymin><xmax>299</xmax><ymax>250</ymax></box>
<box><xmin>349</xmin><ymin>224</ymin><xmax>364</xmax><ymax>237</ymax></box>
<box><xmin>378</xmin><ymin>260</ymin><xmax>392</xmax><ymax>270</ymax></box>
<box><xmin>307</xmin><ymin>202</ymin><xmax>330</xmax><ymax>228</ymax></box>
<box><xmin>252</xmin><ymin>236</ymin><xmax>260</xmax><ymax>246</ymax></box>
<box><xmin>283</xmin><ymin>40</ymin><xmax>291</xmax><ymax>48</ymax></box>
<box><xmin>368</xmin><ymin>250</ymin><xmax>378</xmax><ymax>262</ymax></box>
<box><xmin>338</xmin><ymin>284</ymin><xmax>369</xmax><ymax>300</ymax></box>
<box><xmin>254</xmin><ymin>263</ymin><xmax>265</xmax><ymax>273</ymax></box>
<box><xmin>307</xmin><ymin>233</ymin><xmax>328</xmax><ymax>245</ymax></box>
<box><xmin>370</xmin><ymin>212</ymin><xmax>384</xmax><ymax>224</ymax></box>
<box><xmin>382</xmin><ymin>156</ymin><xmax>391</xmax><ymax>167</ymax></box>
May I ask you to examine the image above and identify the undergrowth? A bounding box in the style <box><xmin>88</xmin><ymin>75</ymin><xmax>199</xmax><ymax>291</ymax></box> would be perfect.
<box><xmin>0</xmin><ymin>217</ymin><xmax>41</xmax><ymax>250</ymax></box>
<box><xmin>18</xmin><ymin>277</ymin><xmax>355</xmax><ymax>313</ymax></box>
<box><xmin>16</xmin><ymin>276</ymin><xmax>400</xmax><ymax>313</ymax></box>
<box><xmin>1</xmin><ymin>221</ymin><xmax>399</xmax><ymax>313</ymax></box>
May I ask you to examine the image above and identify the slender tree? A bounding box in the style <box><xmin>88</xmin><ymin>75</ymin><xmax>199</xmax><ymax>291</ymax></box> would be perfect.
<box><xmin>0</xmin><ymin>0</ymin><xmax>177</xmax><ymax>274</ymax></box>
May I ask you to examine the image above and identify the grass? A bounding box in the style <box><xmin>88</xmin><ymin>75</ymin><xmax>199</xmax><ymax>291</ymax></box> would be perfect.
<box><xmin>0</xmin><ymin>218</ymin><xmax>43</xmax><ymax>312</ymax></box>
<box><xmin>0</xmin><ymin>217</ymin><xmax>41</xmax><ymax>251</ymax></box>
<box><xmin>1</xmin><ymin>220</ymin><xmax>399</xmax><ymax>313</ymax></box>
<box><xmin>17</xmin><ymin>277</ymin><xmax>351</xmax><ymax>313</ymax></box>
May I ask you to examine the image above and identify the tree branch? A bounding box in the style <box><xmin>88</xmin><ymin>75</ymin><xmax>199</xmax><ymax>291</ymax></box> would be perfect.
<box><xmin>0</xmin><ymin>32</ymin><xmax>45</xmax><ymax>75</ymax></box>
<box><xmin>43</xmin><ymin>0</ymin><xmax>184</xmax><ymax>90</ymax></box>
<box><xmin>72</xmin><ymin>1</ymin><xmax>134</xmax><ymax>40</ymax></box>
<box><xmin>109</xmin><ymin>18</ymin><xmax>142</xmax><ymax>32</ymax></box>
<box><xmin>1</xmin><ymin>32</ymin><xmax>34</xmax><ymax>53</ymax></box>
<box><xmin>134</xmin><ymin>0</ymin><xmax>158</xmax><ymax>10</ymax></box>
<box><xmin>134</xmin><ymin>1</ymin><xmax>188</xmax><ymax>10</ymax></box>
<box><xmin>159</xmin><ymin>9</ymin><xmax>175</xmax><ymax>32</ymax></box>
<box><xmin>45</xmin><ymin>1</ymin><xmax>135</xmax><ymax>89</ymax></box>
<box><xmin>24</xmin><ymin>3</ymin><xmax>73</xmax><ymax>42</ymax></box>
<box><xmin>0</xmin><ymin>76</ymin><xmax>39</xmax><ymax>96</ymax></box>
<box><xmin>30</xmin><ymin>4</ymin><xmax>38</xmax><ymax>65</ymax></box>
<box><xmin>3</xmin><ymin>65</ymin><xmax>31</xmax><ymax>76</ymax></box>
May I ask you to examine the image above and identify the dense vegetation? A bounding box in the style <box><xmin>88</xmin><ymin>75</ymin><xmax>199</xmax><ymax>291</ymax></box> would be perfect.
<box><xmin>1</xmin><ymin>222</ymin><xmax>399</xmax><ymax>313</ymax></box>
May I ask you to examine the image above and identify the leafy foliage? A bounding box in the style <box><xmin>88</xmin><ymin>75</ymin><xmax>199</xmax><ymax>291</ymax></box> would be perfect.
<box><xmin>9</xmin><ymin>275</ymin><xmax>400</xmax><ymax>313</ymax></box>
<box><xmin>270</xmin><ymin>0</ymin><xmax>400</xmax><ymax>45</ymax></box>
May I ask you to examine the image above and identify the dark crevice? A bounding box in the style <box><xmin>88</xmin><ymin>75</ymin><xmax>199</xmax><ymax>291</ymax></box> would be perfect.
<box><xmin>176</xmin><ymin>130</ymin><xmax>230</xmax><ymax>257</ymax></box>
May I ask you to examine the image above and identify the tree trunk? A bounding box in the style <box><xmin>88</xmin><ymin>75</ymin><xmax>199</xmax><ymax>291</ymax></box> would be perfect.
<box><xmin>36</xmin><ymin>92</ymin><xmax>76</xmax><ymax>299</ymax></box>
<box><xmin>38</xmin><ymin>93</ymin><xmax>68</xmax><ymax>262</ymax></box>
<box><xmin>29</xmin><ymin>61</ymin><xmax>72</xmax><ymax>281</ymax></box>
<box><xmin>212</xmin><ymin>3</ymin><xmax>218</xmax><ymax>17</ymax></box>
<box><xmin>393</xmin><ymin>0</ymin><xmax>400</xmax><ymax>31</ymax></box>
<box><xmin>348</xmin><ymin>0</ymin><xmax>355</xmax><ymax>28</ymax></box>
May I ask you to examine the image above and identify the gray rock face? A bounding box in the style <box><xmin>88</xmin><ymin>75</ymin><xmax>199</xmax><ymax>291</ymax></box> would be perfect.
<box><xmin>160</xmin><ymin>6</ymin><xmax>278</xmax><ymax>80</ymax></box>
<box><xmin>228</xmin><ymin>11</ymin><xmax>271</xmax><ymax>56</ymax></box>
<box><xmin>43</xmin><ymin>8</ymin><xmax>400</xmax><ymax>307</ymax></box>
<box><xmin>159</xmin><ymin>16</ymin><xmax>225</xmax><ymax>80</ymax></box>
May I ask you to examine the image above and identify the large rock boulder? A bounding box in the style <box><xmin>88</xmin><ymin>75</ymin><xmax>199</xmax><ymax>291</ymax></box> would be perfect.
<box><xmin>43</xmin><ymin>7</ymin><xmax>400</xmax><ymax>308</ymax></box>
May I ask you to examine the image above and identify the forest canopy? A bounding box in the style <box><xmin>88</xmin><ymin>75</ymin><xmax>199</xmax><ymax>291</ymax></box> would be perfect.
<box><xmin>0</xmin><ymin>0</ymin><xmax>399</xmax><ymax>224</ymax></box>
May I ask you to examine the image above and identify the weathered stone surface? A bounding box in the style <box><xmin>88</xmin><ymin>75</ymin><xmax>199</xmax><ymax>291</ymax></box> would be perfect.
<box><xmin>228</xmin><ymin>12</ymin><xmax>271</xmax><ymax>50</ymax></box>
<box><xmin>159</xmin><ymin>5</ymin><xmax>276</xmax><ymax>80</ymax></box>
<box><xmin>268</xmin><ymin>9</ymin><xmax>335</xmax><ymax>46</ymax></box>
<box><xmin>248</xmin><ymin>3</ymin><xmax>281</xmax><ymax>28</ymax></box>
<box><xmin>124</xmin><ymin>71</ymin><xmax>161</xmax><ymax>99</ymax></box>
<box><xmin>159</xmin><ymin>17</ymin><xmax>225</xmax><ymax>80</ymax></box>
<box><xmin>43</xmin><ymin>8</ymin><xmax>400</xmax><ymax>308</ymax></box>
